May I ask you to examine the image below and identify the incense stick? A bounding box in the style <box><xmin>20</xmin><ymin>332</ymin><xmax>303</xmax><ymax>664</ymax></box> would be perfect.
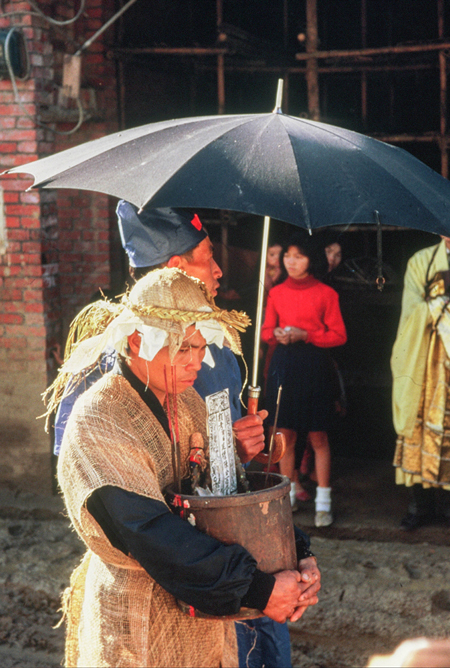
<box><xmin>264</xmin><ymin>384</ymin><xmax>282</xmax><ymax>488</ymax></box>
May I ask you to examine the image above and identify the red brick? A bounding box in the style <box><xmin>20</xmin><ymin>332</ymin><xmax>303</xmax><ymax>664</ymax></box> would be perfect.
<box><xmin>3</xmin><ymin>302</ymin><xmax>21</xmax><ymax>314</ymax></box>
<box><xmin>19</xmin><ymin>218</ymin><xmax>41</xmax><ymax>229</ymax></box>
<box><xmin>23</xmin><ymin>288</ymin><xmax>43</xmax><ymax>300</ymax></box>
<box><xmin>17</xmin><ymin>117</ymin><xmax>35</xmax><ymax>129</ymax></box>
<box><xmin>7</xmin><ymin>204</ymin><xmax>40</xmax><ymax>217</ymax></box>
<box><xmin>0</xmin><ymin>154</ymin><xmax>35</xmax><ymax>168</ymax></box>
<box><xmin>0</xmin><ymin>288</ymin><xmax>22</xmax><ymax>300</ymax></box>
<box><xmin>0</xmin><ymin>117</ymin><xmax>16</xmax><ymax>129</ymax></box>
<box><xmin>0</xmin><ymin>265</ymin><xmax>21</xmax><ymax>278</ymax></box>
<box><xmin>28</xmin><ymin>336</ymin><xmax>46</xmax><ymax>350</ymax></box>
<box><xmin>25</xmin><ymin>302</ymin><xmax>44</xmax><ymax>313</ymax></box>
<box><xmin>25</xmin><ymin>313</ymin><xmax>45</xmax><ymax>325</ymax></box>
<box><xmin>23</xmin><ymin>266</ymin><xmax>43</xmax><ymax>277</ymax></box>
<box><xmin>7</xmin><ymin>253</ymin><xmax>39</xmax><ymax>265</ymax></box>
<box><xmin>5</xmin><ymin>216</ymin><xmax>20</xmax><ymax>228</ymax></box>
<box><xmin>18</xmin><ymin>278</ymin><xmax>43</xmax><ymax>290</ymax></box>
<box><xmin>4</xmin><ymin>324</ymin><xmax>46</xmax><ymax>337</ymax></box>
<box><xmin>8</xmin><ymin>349</ymin><xmax>44</xmax><ymax>362</ymax></box>
<box><xmin>22</xmin><ymin>242</ymin><xmax>41</xmax><ymax>254</ymax></box>
<box><xmin>17</xmin><ymin>141</ymin><xmax>38</xmax><ymax>153</ymax></box>
<box><xmin>3</xmin><ymin>192</ymin><xmax>19</xmax><ymax>203</ymax></box>
<box><xmin>0</xmin><ymin>130</ymin><xmax>36</xmax><ymax>141</ymax></box>
<box><xmin>0</xmin><ymin>142</ymin><xmax>17</xmax><ymax>152</ymax></box>
<box><xmin>7</xmin><ymin>229</ymin><xmax>29</xmax><ymax>241</ymax></box>
<box><xmin>1</xmin><ymin>337</ymin><xmax>27</xmax><ymax>349</ymax></box>
<box><xmin>0</xmin><ymin>104</ymin><xmax>36</xmax><ymax>116</ymax></box>
<box><xmin>2</xmin><ymin>177</ymin><xmax>35</xmax><ymax>190</ymax></box>
<box><xmin>20</xmin><ymin>191</ymin><xmax>40</xmax><ymax>204</ymax></box>
<box><xmin>5</xmin><ymin>241</ymin><xmax>21</xmax><ymax>252</ymax></box>
<box><xmin>0</xmin><ymin>313</ymin><xmax>24</xmax><ymax>324</ymax></box>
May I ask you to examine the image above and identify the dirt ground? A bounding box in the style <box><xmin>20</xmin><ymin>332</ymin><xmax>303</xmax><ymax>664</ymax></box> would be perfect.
<box><xmin>0</xmin><ymin>457</ymin><xmax>449</xmax><ymax>668</ymax></box>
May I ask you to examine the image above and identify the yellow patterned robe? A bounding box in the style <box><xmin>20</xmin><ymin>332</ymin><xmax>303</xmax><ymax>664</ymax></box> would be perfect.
<box><xmin>392</xmin><ymin>239</ymin><xmax>450</xmax><ymax>488</ymax></box>
<box><xmin>57</xmin><ymin>373</ymin><xmax>238</xmax><ymax>668</ymax></box>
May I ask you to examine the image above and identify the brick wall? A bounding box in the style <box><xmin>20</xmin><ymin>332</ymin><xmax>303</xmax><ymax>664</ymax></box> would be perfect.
<box><xmin>0</xmin><ymin>0</ymin><xmax>118</xmax><ymax>493</ymax></box>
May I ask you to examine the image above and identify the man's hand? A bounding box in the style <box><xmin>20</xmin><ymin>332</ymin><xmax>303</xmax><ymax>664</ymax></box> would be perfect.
<box><xmin>290</xmin><ymin>556</ymin><xmax>321</xmax><ymax>621</ymax></box>
<box><xmin>262</xmin><ymin>570</ymin><xmax>304</xmax><ymax>623</ymax></box>
<box><xmin>233</xmin><ymin>410</ymin><xmax>268</xmax><ymax>463</ymax></box>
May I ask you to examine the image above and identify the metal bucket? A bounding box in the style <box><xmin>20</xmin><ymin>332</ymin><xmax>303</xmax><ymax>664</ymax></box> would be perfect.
<box><xmin>165</xmin><ymin>471</ymin><xmax>296</xmax><ymax>620</ymax></box>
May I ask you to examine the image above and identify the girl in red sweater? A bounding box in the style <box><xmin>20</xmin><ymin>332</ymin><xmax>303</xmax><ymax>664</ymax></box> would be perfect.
<box><xmin>261</xmin><ymin>233</ymin><xmax>347</xmax><ymax>527</ymax></box>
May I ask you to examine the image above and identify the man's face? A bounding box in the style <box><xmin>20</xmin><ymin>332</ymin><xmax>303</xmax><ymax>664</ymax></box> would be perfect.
<box><xmin>128</xmin><ymin>325</ymin><xmax>207</xmax><ymax>404</ymax></box>
<box><xmin>441</xmin><ymin>236</ymin><xmax>450</xmax><ymax>251</ymax></box>
<box><xmin>169</xmin><ymin>236</ymin><xmax>223</xmax><ymax>296</ymax></box>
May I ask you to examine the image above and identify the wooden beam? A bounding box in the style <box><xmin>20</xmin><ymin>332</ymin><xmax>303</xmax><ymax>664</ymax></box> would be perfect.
<box><xmin>438</xmin><ymin>0</ymin><xmax>448</xmax><ymax>178</ymax></box>
<box><xmin>195</xmin><ymin>63</ymin><xmax>435</xmax><ymax>75</ymax></box>
<box><xmin>371</xmin><ymin>133</ymin><xmax>449</xmax><ymax>143</ymax></box>
<box><xmin>306</xmin><ymin>0</ymin><xmax>320</xmax><ymax>121</ymax></box>
<box><xmin>296</xmin><ymin>41</ymin><xmax>450</xmax><ymax>61</ymax></box>
<box><xmin>114</xmin><ymin>47</ymin><xmax>228</xmax><ymax>56</ymax></box>
<box><xmin>217</xmin><ymin>0</ymin><xmax>225</xmax><ymax>114</ymax></box>
<box><xmin>361</xmin><ymin>0</ymin><xmax>367</xmax><ymax>128</ymax></box>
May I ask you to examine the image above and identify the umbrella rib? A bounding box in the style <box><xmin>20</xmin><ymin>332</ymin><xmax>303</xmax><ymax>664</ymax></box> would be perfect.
<box><xmin>281</xmin><ymin>118</ymin><xmax>312</xmax><ymax>231</ymax></box>
<box><xmin>138</xmin><ymin>115</ymin><xmax>263</xmax><ymax>211</ymax></box>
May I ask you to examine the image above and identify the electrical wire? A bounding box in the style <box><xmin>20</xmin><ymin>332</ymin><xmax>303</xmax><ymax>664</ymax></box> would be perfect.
<box><xmin>5</xmin><ymin>27</ymin><xmax>85</xmax><ymax>136</ymax></box>
<box><xmin>1</xmin><ymin>1</ymin><xmax>87</xmax><ymax>27</ymax></box>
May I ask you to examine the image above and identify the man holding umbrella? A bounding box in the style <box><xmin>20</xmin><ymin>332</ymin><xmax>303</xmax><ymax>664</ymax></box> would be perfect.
<box><xmin>50</xmin><ymin>201</ymin><xmax>321</xmax><ymax>668</ymax></box>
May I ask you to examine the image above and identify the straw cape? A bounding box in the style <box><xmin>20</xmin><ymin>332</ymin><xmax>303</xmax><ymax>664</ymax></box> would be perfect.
<box><xmin>55</xmin><ymin>268</ymin><xmax>251</xmax><ymax>668</ymax></box>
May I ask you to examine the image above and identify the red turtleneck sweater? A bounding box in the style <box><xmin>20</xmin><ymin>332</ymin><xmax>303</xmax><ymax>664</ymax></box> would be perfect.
<box><xmin>261</xmin><ymin>275</ymin><xmax>347</xmax><ymax>348</ymax></box>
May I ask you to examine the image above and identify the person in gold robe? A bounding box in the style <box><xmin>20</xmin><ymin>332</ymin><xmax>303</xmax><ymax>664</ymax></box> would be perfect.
<box><xmin>391</xmin><ymin>236</ymin><xmax>450</xmax><ymax>530</ymax></box>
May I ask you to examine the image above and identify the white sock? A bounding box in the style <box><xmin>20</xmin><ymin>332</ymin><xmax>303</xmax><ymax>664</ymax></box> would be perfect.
<box><xmin>289</xmin><ymin>482</ymin><xmax>297</xmax><ymax>503</ymax></box>
<box><xmin>315</xmin><ymin>486</ymin><xmax>332</xmax><ymax>512</ymax></box>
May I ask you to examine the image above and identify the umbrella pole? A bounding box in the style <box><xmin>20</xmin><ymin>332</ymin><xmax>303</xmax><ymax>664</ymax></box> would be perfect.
<box><xmin>248</xmin><ymin>78</ymin><xmax>284</xmax><ymax>414</ymax></box>
<box><xmin>248</xmin><ymin>215</ymin><xmax>271</xmax><ymax>414</ymax></box>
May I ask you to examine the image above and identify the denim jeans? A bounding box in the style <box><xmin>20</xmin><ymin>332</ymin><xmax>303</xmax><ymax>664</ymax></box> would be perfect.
<box><xmin>236</xmin><ymin>617</ymin><xmax>292</xmax><ymax>668</ymax></box>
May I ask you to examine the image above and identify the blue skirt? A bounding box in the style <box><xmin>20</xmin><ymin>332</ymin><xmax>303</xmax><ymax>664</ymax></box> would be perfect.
<box><xmin>265</xmin><ymin>342</ymin><xmax>333</xmax><ymax>434</ymax></box>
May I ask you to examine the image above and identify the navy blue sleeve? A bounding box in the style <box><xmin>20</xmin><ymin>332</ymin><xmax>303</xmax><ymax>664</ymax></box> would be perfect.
<box><xmin>294</xmin><ymin>525</ymin><xmax>314</xmax><ymax>561</ymax></box>
<box><xmin>54</xmin><ymin>351</ymin><xmax>116</xmax><ymax>455</ymax></box>
<box><xmin>194</xmin><ymin>345</ymin><xmax>242</xmax><ymax>423</ymax></box>
<box><xmin>87</xmin><ymin>485</ymin><xmax>276</xmax><ymax>616</ymax></box>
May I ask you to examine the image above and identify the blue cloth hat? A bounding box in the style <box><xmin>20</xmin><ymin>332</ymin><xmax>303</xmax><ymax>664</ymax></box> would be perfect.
<box><xmin>117</xmin><ymin>200</ymin><xmax>207</xmax><ymax>268</ymax></box>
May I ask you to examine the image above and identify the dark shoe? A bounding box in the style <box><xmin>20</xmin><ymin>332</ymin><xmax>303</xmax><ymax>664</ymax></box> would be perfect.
<box><xmin>399</xmin><ymin>512</ymin><xmax>434</xmax><ymax>531</ymax></box>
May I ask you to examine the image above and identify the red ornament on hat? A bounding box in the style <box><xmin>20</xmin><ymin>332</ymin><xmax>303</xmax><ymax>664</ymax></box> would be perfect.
<box><xmin>191</xmin><ymin>213</ymin><xmax>202</xmax><ymax>231</ymax></box>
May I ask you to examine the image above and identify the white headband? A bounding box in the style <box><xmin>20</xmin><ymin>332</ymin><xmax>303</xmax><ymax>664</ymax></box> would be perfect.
<box><xmin>63</xmin><ymin>305</ymin><xmax>224</xmax><ymax>375</ymax></box>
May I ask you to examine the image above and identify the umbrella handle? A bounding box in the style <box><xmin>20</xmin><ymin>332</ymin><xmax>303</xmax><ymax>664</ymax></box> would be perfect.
<box><xmin>247</xmin><ymin>385</ymin><xmax>261</xmax><ymax>416</ymax></box>
<box><xmin>254</xmin><ymin>432</ymin><xmax>286</xmax><ymax>465</ymax></box>
<box><xmin>247</xmin><ymin>386</ymin><xmax>286</xmax><ymax>464</ymax></box>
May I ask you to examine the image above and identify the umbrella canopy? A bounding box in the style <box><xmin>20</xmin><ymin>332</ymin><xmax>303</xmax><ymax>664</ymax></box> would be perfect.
<box><xmin>8</xmin><ymin>112</ymin><xmax>450</xmax><ymax>235</ymax></box>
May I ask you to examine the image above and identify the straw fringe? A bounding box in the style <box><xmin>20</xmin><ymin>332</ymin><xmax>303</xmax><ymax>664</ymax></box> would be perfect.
<box><xmin>41</xmin><ymin>299</ymin><xmax>121</xmax><ymax>433</ymax></box>
<box><xmin>122</xmin><ymin>295</ymin><xmax>251</xmax><ymax>332</ymax></box>
<box><xmin>41</xmin><ymin>271</ymin><xmax>251</xmax><ymax>430</ymax></box>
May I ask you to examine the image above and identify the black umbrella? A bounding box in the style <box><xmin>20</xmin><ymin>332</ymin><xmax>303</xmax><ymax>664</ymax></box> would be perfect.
<box><xmin>8</xmin><ymin>103</ymin><xmax>450</xmax><ymax>235</ymax></box>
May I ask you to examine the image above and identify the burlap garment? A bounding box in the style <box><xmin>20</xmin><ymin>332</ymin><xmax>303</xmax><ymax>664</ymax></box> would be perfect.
<box><xmin>57</xmin><ymin>374</ymin><xmax>238</xmax><ymax>668</ymax></box>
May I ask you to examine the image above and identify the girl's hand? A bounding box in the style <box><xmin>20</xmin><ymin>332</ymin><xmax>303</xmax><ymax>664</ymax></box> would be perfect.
<box><xmin>274</xmin><ymin>327</ymin><xmax>308</xmax><ymax>344</ymax></box>
<box><xmin>274</xmin><ymin>327</ymin><xmax>290</xmax><ymax>345</ymax></box>
<box><xmin>289</xmin><ymin>326</ymin><xmax>308</xmax><ymax>343</ymax></box>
